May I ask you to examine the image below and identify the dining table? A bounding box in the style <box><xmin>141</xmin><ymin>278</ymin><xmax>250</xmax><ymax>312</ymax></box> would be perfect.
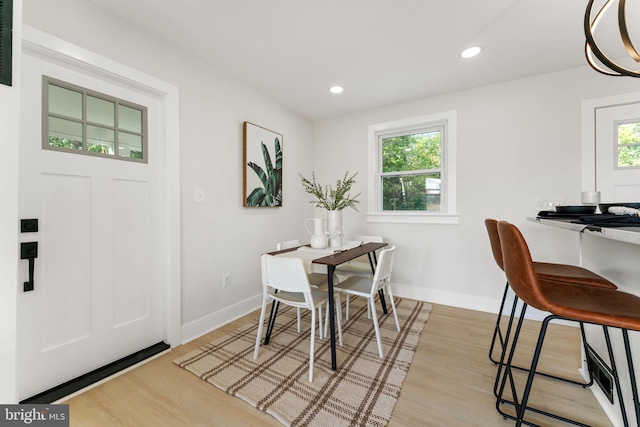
<box><xmin>264</xmin><ymin>241</ymin><xmax>388</xmax><ymax>371</ymax></box>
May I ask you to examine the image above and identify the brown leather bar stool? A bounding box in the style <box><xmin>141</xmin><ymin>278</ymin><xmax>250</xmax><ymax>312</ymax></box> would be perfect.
<box><xmin>484</xmin><ymin>218</ymin><xmax>617</xmax><ymax>384</ymax></box>
<box><xmin>497</xmin><ymin>221</ymin><xmax>640</xmax><ymax>427</ymax></box>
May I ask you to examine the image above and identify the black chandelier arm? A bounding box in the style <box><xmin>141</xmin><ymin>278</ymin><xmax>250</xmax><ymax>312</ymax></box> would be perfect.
<box><xmin>618</xmin><ymin>0</ymin><xmax>640</xmax><ymax>62</ymax></box>
<box><xmin>584</xmin><ymin>0</ymin><xmax>640</xmax><ymax>77</ymax></box>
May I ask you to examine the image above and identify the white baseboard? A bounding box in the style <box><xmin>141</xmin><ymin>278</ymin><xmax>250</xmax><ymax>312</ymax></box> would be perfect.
<box><xmin>392</xmin><ymin>283</ymin><xmax>501</xmax><ymax>314</ymax></box>
<box><xmin>181</xmin><ymin>295</ymin><xmax>262</xmax><ymax>344</ymax></box>
<box><xmin>392</xmin><ymin>282</ymin><xmax>576</xmax><ymax>326</ymax></box>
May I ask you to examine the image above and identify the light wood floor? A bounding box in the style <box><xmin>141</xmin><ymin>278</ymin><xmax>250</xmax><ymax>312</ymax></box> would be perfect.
<box><xmin>62</xmin><ymin>303</ymin><xmax>612</xmax><ymax>426</ymax></box>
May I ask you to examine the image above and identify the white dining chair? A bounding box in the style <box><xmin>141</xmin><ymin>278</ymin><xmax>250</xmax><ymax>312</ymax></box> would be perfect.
<box><xmin>330</xmin><ymin>246</ymin><xmax>399</xmax><ymax>358</ymax></box>
<box><xmin>277</xmin><ymin>239</ymin><xmax>329</xmax><ymax>333</ymax></box>
<box><xmin>254</xmin><ymin>254</ymin><xmax>342</xmax><ymax>382</ymax></box>
<box><xmin>335</xmin><ymin>235</ymin><xmax>384</xmax><ymax>320</ymax></box>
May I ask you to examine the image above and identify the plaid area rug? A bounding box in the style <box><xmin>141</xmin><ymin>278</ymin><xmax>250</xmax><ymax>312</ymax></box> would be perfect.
<box><xmin>174</xmin><ymin>297</ymin><xmax>431</xmax><ymax>427</ymax></box>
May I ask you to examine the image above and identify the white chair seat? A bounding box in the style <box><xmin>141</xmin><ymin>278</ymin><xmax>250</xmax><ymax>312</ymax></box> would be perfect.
<box><xmin>333</xmin><ymin>276</ymin><xmax>375</xmax><ymax>296</ymax></box>
<box><xmin>270</xmin><ymin>288</ymin><xmax>328</xmax><ymax>305</ymax></box>
<box><xmin>335</xmin><ymin>261</ymin><xmax>372</xmax><ymax>277</ymax></box>
<box><xmin>308</xmin><ymin>273</ymin><xmax>329</xmax><ymax>288</ymax></box>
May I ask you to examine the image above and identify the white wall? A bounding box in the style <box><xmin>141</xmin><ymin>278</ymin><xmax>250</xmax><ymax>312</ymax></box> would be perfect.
<box><xmin>21</xmin><ymin>0</ymin><xmax>316</xmax><ymax>342</ymax></box>
<box><xmin>313</xmin><ymin>66</ymin><xmax>640</xmax><ymax>313</ymax></box>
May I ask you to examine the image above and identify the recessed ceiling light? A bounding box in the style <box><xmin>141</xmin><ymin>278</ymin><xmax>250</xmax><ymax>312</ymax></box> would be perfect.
<box><xmin>329</xmin><ymin>86</ymin><xmax>344</xmax><ymax>94</ymax></box>
<box><xmin>460</xmin><ymin>46</ymin><xmax>482</xmax><ymax>59</ymax></box>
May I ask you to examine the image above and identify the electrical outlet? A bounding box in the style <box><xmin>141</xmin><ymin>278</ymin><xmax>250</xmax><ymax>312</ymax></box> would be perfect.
<box><xmin>222</xmin><ymin>273</ymin><xmax>230</xmax><ymax>288</ymax></box>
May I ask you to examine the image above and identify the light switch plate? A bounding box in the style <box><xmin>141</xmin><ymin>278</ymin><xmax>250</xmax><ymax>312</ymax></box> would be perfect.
<box><xmin>195</xmin><ymin>188</ymin><xmax>205</xmax><ymax>203</ymax></box>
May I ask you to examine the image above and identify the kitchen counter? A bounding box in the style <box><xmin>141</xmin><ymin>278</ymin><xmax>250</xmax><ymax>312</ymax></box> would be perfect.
<box><xmin>528</xmin><ymin>216</ymin><xmax>640</xmax><ymax>246</ymax></box>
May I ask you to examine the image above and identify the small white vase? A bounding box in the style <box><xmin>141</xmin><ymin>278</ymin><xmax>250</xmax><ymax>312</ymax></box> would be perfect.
<box><xmin>327</xmin><ymin>210</ymin><xmax>343</xmax><ymax>248</ymax></box>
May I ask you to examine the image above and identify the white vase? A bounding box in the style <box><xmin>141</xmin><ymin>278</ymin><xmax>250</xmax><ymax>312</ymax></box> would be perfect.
<box><xmin>327</xmin><ymin>210</ymin><xmax>343</xmax><ymax>248</ymax></box>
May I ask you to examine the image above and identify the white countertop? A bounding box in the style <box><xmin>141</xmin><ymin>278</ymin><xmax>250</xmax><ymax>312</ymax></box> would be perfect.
<box><xmin>528</xmin><ymin>216</ymin><xmax>640</xmax><ymax>245</ymax></box>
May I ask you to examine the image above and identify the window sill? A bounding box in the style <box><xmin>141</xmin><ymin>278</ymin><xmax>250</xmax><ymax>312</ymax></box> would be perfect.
<box><xmin>366</xmin><ymin>212</ymin><xmax>459</xmax><ymax>224</ymax></box>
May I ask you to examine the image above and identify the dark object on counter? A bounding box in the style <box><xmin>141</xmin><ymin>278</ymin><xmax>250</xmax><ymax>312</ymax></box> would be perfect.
<box><xmin>577</xmin><ymin>214</ymin><xmax>640</xmax><ymax>227</ymax></box>
<box><xmin>555</xmin><ymin>205</ymin><xmax>596</xmax><ymax>215</ymax></box>
<box><xmin>537</xmin><ymin>211</ymin><xmax>586</xmax><ymax>219</ymax></box>
<box><xmin>598</xmin><ymin>202</ymin><xmax>640</xmax><ymax>214</ymax></box>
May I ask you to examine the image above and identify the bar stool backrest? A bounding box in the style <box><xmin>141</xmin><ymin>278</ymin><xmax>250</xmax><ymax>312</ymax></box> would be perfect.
<box><xmin>497</xmin><ymin>221</ymin><xmax>551</xmax><ymax>312</ymax></box>
<box><xmin>484</xmin><ymin>218</ymin><xmax>504</xmax><ymax>271</ymax></box>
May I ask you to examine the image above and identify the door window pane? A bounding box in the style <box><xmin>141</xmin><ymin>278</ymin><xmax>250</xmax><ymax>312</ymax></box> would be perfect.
<box><xmin>87</xmin><ymin>95</ymin><xmax>114</xmax><ymax>127</ymax></box>
<box><xmin>119</xmin><ymin>105</ymin><xmax>143</xmax><ymax>133</ymax></box>
<box><xmin>48</xmin><ymin>117</ymin><xmax>83</xmax><ymax>150</ymax></box>
<box><xmin>118</xmin><ymin>132</ymin><xmax>143</xmax><ymax>159</ymax></box>
<box><xmin>87</xmin><ymin>125</ymin><xmax>114</xmax><ymax>154</ymax></box>
<box><xmin>49</xmin><ymin>84</ymin><xmax>82</xmax><ymax>119</ymax></box>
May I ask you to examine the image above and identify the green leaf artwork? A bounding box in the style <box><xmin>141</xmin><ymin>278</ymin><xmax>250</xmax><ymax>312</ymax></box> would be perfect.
<box><xmin>246</xmin><ymin>137</ymin><xmax>282</xmax><ymax>207</ymax></box>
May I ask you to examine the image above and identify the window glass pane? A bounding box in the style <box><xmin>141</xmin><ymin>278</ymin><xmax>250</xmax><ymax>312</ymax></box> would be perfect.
<box><xmin>618</xmin><ymin>145</ymin><xmax>640</xmax><ymax>167</ymax></box>
<box><xmin>382</xmin><ymin>173</ymin><xmax>441</xmax><ymax>211</ymax></box>
<box><xmin>87</xmin><ymin>95</ymin><xmax>114</xmax><ymax>127</ymax></box>
<box><xmin>119</xmin><ymin>105</ymin><xmax>143</xmax><ymax>133</ymax></box>
<box><xmin>618</xmin><ymin>122</ymin><xmax>640</xmax><ymax>167</ymax></box>
<box><xmin>382</xmin><ymin>131</ymin><xmax>441</xmax><ymax>172</ymax></box>
<box><xmin>49</xmin><ymin>84</ymin><xmax>82</xmax><ymax>119</ymax></box>
<box><xmin>48</xmin><ymin>117</ymin><xmax>83</xmax><ymax>150</ymax></box>
<box><xmin>118</xmin><ymin>132</ymin><xmax>143</xmax><ymax>159</ymax></box>
<box><xmin>87</xmin><ymin>125</ymin><xmax>114</xmax><ymax>155</ymax></box>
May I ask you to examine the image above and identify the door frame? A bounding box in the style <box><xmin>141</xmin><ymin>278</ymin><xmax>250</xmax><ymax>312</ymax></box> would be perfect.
<box><xmin>581</xmin><ymin>91</ymin><xmax>640</xmax><ymax>192</ymax></box>
<box><xmin>21</xmin><ymin>25</ymin><xmax>181</xmax><ymax>348</ymax></box>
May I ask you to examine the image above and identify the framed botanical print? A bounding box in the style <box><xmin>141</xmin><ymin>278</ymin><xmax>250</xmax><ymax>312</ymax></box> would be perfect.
<box><xmin>243</xmin><ymin>121</ymin><xmax>282</xmax><ymax>207</ymax></box>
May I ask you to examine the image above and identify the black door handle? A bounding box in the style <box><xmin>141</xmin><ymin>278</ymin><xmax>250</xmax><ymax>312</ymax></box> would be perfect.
<box><xmin>21</xmin><ymin>242</ymin><xmax>38</xmax><ymax>292</ymax></box>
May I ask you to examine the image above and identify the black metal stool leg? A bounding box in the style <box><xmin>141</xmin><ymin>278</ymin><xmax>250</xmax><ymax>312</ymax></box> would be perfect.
<box><xmin>497</xmin><ymin>313</ymin><xmax>591</xmax><ymax>427</ymax></box>
<box><xmin>604</xmin><ymin>326</ymin><xmax>630</xmax><ymax>427</ymax></box>
<box><xmin>622</xmin><ymin>329</ymin><xmax>640</xmax><ymax>427</ymax></box>
<box><xmin>492</xmin><ymin>285</ymin><xmax>593</xmax><ymax>391</ymax></box>
<box><xmin>494</xmin><ymin>294</ymin><xmax>521</xmax><ymax>397</ymax></box>
<box><xmin>489</xmin><ymin>280</ymin><xmax>511</xmax><ymax>365</ymax></box>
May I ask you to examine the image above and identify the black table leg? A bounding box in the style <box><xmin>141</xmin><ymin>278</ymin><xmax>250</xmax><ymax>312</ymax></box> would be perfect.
<box><xmin>264</xmin><ymin>300</ymin><xmax>279</xmax><ymax>345</ymax></box>
<box><xmin>368</xmin><ymin>252</ymin><xmax>388</xmax><ymax>314</ymax></box>
<box><xmin>327</xmin><ymin>265</ymin><xmax>337</xmax><ymax>370</ymax></box>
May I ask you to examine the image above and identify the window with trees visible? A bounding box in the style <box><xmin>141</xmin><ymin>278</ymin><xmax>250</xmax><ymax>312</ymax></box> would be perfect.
<box><xmin>617</xmin><ymin>121</ymin><xmax>640</xmax><ymax>168</ymax></box>
<box><xmin>380</xmin><ymin>128</ymin><xmax>442</xmax><ymax>211</ymax></box>
<box><xmin>43</xmin><ymin>76</ymin><xmax>147</xmax><ymax>162</ymax></box>
<box><xmin>367</xmin><ymin>112</ymin><xmax>458</xmax><ymax>224</ymax></box>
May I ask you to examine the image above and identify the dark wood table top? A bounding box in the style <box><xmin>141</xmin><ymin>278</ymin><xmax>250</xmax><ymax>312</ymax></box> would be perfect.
<box><xmin>266</xmin><ymin>242</ymin><xmax>387</xmax><ymax>266</ymax></box>
<box><xmin>311</xmin><ymin>242</ymin><xmax>387</xmax><ymax>266</ymax></box>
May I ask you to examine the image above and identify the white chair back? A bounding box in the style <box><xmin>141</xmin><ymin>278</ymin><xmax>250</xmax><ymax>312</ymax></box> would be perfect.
<box><xmin>352</xmin><ymin>235</ymin><xmax>384</xmax><ymax>243</ymax></box>
<box><xmin>277</xmin><ymin>239</ymin><xmax>301</xmax><ymax>250</ymax></box>
<box><xmin>371</xmin><ymin>246</ymin><xmax>395</xmax><ymax>295</ymax></box>
<box><xmin>262</xmin><ymin>254</ymin><xmax>313</xmax><ymax>306</ymax></box>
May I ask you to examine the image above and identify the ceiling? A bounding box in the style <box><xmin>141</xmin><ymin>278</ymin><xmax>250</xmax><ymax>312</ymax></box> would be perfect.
<box><xmin>86</xmin><ymin>0</ymin><xmax>605</xmax><ymax>120</ymax></box>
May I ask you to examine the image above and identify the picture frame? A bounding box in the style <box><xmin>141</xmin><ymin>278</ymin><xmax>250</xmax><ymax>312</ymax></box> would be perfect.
<box><xmin>243</xmin><ymin>121</ymin><xmax>283</xmax><ymax>207</ymax></box>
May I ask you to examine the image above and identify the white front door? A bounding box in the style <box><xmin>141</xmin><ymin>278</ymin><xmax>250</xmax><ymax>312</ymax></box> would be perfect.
<box><xmin>595</xmin><ymin>102</ymin><xmax>640</xmax><ymax>202</ymax></box>
<box><xmin>17</xmin><ymin>51</ymin><xmax>166</xmax><ymax>400</ymax></box>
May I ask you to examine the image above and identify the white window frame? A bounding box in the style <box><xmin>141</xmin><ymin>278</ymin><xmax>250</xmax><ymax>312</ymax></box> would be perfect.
<box><xmin>367</xmin><ymin>111</ymin><xmax>458</xmax><ymax>224</ymax></box>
